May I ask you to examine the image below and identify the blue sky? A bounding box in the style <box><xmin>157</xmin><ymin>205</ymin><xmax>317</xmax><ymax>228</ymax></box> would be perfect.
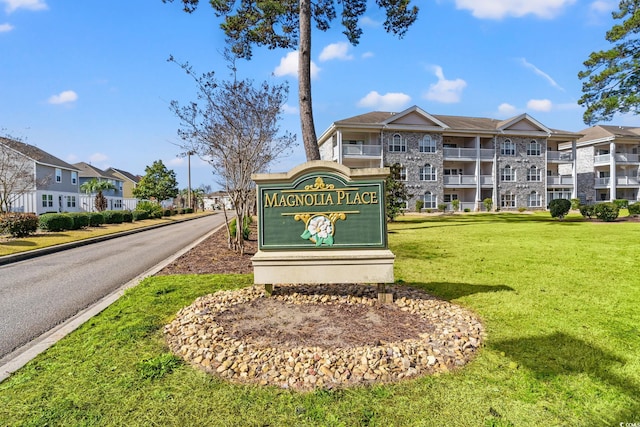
<box><xmin>2</xmin><ymin>0</ymin><xmax>639</xmax><ymax>190</ymax></box>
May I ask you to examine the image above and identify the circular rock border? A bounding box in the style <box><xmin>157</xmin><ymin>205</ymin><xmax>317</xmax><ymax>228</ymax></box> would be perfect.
<box><xmin>164</xmin><ymin>284</ymin><xmax>484</xmax><ymax>391</ymax></box>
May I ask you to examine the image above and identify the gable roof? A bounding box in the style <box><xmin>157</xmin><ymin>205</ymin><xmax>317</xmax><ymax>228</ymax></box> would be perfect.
<box><xmin>577</xmin><ymin>125</ymin><xmax>640</xmax><ymax>144</ymax></box>
<box><xmin>107</xmin><ymin>167</ymin><xmax>141</xmax><ymax>184</ymax></box>
<box><xmin>73</xmin><ymin>162</ymin><xmax>120</xmax><ymax>180</ymax></box>
<box><xmin>0</xmin><ymin>136</ymin><xmax>80</xmax><ymax>171</ymax></box>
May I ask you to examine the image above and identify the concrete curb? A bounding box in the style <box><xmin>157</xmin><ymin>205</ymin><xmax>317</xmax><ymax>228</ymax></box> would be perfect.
<box><xmin>0</xmin><ymin>217</ymin><xmax>228</xmax><ymax>383</ymax></box>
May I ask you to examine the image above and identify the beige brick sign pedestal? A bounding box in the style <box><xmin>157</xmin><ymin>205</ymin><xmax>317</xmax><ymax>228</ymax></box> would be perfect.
<box><xmin>251</xmin><ymin>161</ymin><xmax>395</xmax><ymax>302</ymax></box>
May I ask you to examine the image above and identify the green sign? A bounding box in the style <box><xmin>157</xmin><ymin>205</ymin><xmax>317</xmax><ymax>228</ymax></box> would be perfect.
<box><xmin>254</xmin><ymin>163</ymin><xmax>388</xmax><ymax>251</ymax></box>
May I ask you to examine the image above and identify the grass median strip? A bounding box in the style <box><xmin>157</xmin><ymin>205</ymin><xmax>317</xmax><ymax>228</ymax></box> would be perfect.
<box><xmin>0</xmin><ymin>213</ymin><xmax>639</xmax><ymax>426</ymax></box>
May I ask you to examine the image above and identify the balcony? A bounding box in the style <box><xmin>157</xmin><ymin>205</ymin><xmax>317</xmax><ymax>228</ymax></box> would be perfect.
<box><xmin>443</xmin><ymin>175</ymin><xmax>476</xmax><ymax>186</ymax></box>
<box><xmin>443</xmin><ymin>148</ymin><xmax>494</xmax><ymax>160</ymax></box>
<box><xmin>547</xmin><ymin>151</ymin><xmax>573</xmax><ymax>162</ymax></box>
<box><xmin>547</xmin><ymin>176</ymin><xmax>574</xmax><ymax>186</ymax></box>
<box><xmin>597</xmin><ymin>176</ymin><xmax>640</xmax><ymax>187</ymax></box>
<box><xmin>341</xmin><ymin>144</ymin><xmax>382</xmax><ymax>157</ymax></box>
<box><xmin>594</xmin><ymin>153</ymin><xmax>640</xmax><ymax>165</ymax></box>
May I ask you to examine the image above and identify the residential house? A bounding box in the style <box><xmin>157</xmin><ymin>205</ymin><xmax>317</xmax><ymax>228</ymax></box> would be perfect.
<box><xmin>203</xmin><ymin>191</ymin><xmax>234</xmax><ymax>210</ymax></box>
<box><xmin>106</xmin><ymin>167</ymin><xmax>141</xmax><ymax>210</ymax></box>
<box><xmin>563</xmin><ymin>125</ymin><xmax>640</xmax><ymax>203</ymax></box>
<box><xmin>0</xmin><ymin>136</ymin><xmax>81</xmax><ymax>214</ymax></box>
<box><xmin>73</xmin><ymin>162</ymin><xmax>125</xmax><ymax>211</ymax></box>
<box><xmin>318</xmin><ymin>106</ymin><xmax>582</xmax><ymax>211</ymax></box>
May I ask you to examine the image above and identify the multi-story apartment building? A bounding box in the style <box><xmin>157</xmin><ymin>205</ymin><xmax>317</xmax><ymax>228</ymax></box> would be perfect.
<box><xmin>318</xmin><ymin>106</ymin><xmax>582</xmax><ymax>211</ymax></box>
<box><xmin>564</xmin><ymin>125</ymin><xmax>640</xmax><ymax>204</ymax></box>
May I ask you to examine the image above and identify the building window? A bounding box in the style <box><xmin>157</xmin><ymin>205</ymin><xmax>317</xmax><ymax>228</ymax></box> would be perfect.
<box><xmin>500</xmin><ymin>165</ymin><xmax>514</xmax><ymax>181</ymax></box>
<box><xmin>114</xmin><ymin>199</ymin><xmax>123</xmax><ymax>209</ymax></box>
<box><xmin>500</xmin><ymin>139</ymin><xmax>515</xmax><ymax>156</ymax></box>
<box><xmin>67</xmin><ymin>196</ymin><xmax>76</xmax><ymax>208</ymax></box>
<box><xmin>419</xmin><ymin>135</ymin><xmax>435</xmax><ymax>153</ymax></box>
<box><xmin>71</xmin><ymin>171</ymin><xmax>77</xmax><ymax>185</ymax></box>
<box><xmin>419</xmin><ymin>164</ymin><xmax>436</xmax><ymax>181</ymax></box>
<box><xmin>389</xmin><ymin>134</ymin><xmax>406</xmax><ymax>152</ymax></box>
<box><xmin>528</xmin><ymin>191</ymin><xmax>542</xmax><ymax>207</ymax></box>
<box><xmin>501</xmin><ymin>192</ymin><xmax>516</xmax><ymax>208</ymax></box>
<box><xmin>444</xmin><ymin>168</ymin><xmax>462</xmax><ymax>175</ymax></box>
<box><xmin>443</xmin><ymin>194</ymin><xmax>458</xmax><ymax>203</ymax></box>
<box><xmin>55</xmin><ymin>168</ymin><xmax>62</xmax><ymax>183</ymax></box>
<box><xmin>399</xmin><ymin>166</ymin><xmax>407</xmax><ymax>181</ymax></box>
<box><xmin>42</xmin><ymin>194</ymin><xmax>53</xmax><ymax>208</ymax></box>
<box><xmin>527</xmin><ymin>140</ymin><xmax>541</xmax><ymax>156</ymax></box>
<box><xmin>423</xmin><ymin>191</ymin><xmax>437</xmax><ymax>209</ymax></box>
<box><xmin>527</xmin><ymin>165</ymin><xmax>541</xmax><ymax>181</ymax></box>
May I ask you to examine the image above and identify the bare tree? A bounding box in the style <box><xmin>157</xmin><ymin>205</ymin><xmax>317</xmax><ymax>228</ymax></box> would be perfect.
<box><xmin>169</xmin><ymin>56</ymin><xmax>296</xmax><ymax>254</ymax></box>
<box><xmin>0</xmin><ymin>136</ymin><xmax>49</xmax><ymax>213</ymax></box>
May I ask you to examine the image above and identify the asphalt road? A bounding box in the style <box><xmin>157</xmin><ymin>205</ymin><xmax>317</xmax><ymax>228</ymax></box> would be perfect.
<box><xmin>0</xmin><ymin>213</ymin><xmax>227</xmax><ymax>362</ymax></box>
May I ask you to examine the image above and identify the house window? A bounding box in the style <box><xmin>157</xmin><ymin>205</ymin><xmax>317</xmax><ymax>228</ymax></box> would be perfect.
<box><xmin>399</xmin><ymin>166</ymin><xmax>407</xmax><ymax>181</ymax></box>
<box><xmin>500</xmin><ymin>139</ymin><xmax>515</xmax><ymax>156</ymax></box>
<box><xmin>527</xmin><ymin>165</ymin><xmax>541</xmax><ymax>181</ymax></box>
<box><xmin>501</xmin><ymin>192</ymin><xmax>516</xmax><ymax>208</ymax></box>
<box><xmin>67</xmin><ymin>196</ymin><xmax>76</xmax><ymax>208</ymax></box>
<box><xmin>419</xmin><ymin>135</ymin><xmax>435</xmax><ymax>153</ymax></box>
<box><xmin>528</xmin><ymin>191</ymin><xmax>542</xmax><ymax>207</ymax></box>
<box><xmin>42</xmin><ymin>194</ymin><xmax>53</xmax><ymax>208</ymax></box>
<box><xmin>389</xmin><ymin>134</ymin><xmax>406</xmax><ymax>152</ymax></box>
<box><xmin>423</xmin><ymin>191</ymin><xmax>437</xmax><ymax>209</ymax></box>
<box><xmin>501</xmin><ymin>165</ymin><xmax>514</xmax><ymax>181</ymax></box>
<box><xmin>71</xmin><ymin>171</ymin><xmax>77</xmax><ymax>185</ymax></box>
<box><xmin>114</xmin><ymin>199</ymin><xmax>123</xmax><ymax>209</ymax></box>
<box><xmin>419</xmin><ymin>164</ymin><xmax>436</xmax><ymax>181</ymax></box>
<box><xmin>444</xmin><ymin>168</ymin><xmax>462</xmax><ymax>175</ymax></box>
<box><xmin>443</xmin><ymin>194</ymin><xmax>458</xmax><ymax>203</ymax></box>
<box><xmin>55</xmin><ymin>168</ymin><xmax>62</xmax><ymax>183</ymax></box>
<box><xmin>527</xmin><ymin>140</ymin><xmax>541</xmax><ymax>156</ymax></box>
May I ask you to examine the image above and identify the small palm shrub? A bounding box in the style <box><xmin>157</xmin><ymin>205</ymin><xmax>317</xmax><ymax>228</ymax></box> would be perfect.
<box><xmin>0</xmin><ymin>213</ymin><xmax>39</xmax><ymax>237</ymax></box>
<box><xmin>594</xmin><ymin>202</ymin><xmax>619</xmax><ymax>222</ymax></box>
<box><xmin>39</xmin><ymin>213</ymin><xmax>74</xmax><ymax>232</ymax></box>
<box><xmin>230</xmin><ymin>216</ymin><xmax>251</xmax><ymax>240</ymax></box>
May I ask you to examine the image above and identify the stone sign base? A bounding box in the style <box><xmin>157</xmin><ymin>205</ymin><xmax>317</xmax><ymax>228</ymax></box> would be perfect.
<box><xmin>252</xmin><ymin>249</ymin><xmax>395</xmax><ymax>302</ymax></box>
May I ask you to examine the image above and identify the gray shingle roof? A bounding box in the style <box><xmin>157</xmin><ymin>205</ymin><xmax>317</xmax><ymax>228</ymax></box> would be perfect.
<box><xmin>0</xmin><ymin>136</ymin><xmax>80</xmax><ymax>170</ymax></box>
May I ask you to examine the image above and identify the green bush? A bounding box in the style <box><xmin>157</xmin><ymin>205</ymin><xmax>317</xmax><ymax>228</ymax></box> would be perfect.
<box><xmin>594</xmin><ymin>202</ymin><xmax>619</xmax><ymax>222</ymax></box>
<box><xmin>102</xmin><ymin>210</ymin><xmax>124</xmax><ymax>224</ymax></box>
<box><xmin>162</xmin><ymin>209</ymin><xmax>173</xmax><ymax>217</ymax></box>
<box><xmin>88</xmin><ymin>212</ymin><xmax>105</xmax><ymax>227</ymax></box>
<box><xmin>518</xmin><ymin>207</ymin><xmax>527</xmax><ymax>212</ymax></box>
<box><xmin>628</xmin><ymin>202</ymin><xmax>640</xmax><ymax>216</ymax></box>
<box><xmin>579</xmin><ymin>204</ymin><xmax>595</xmax><ymax>219</ymax></box>
<box><xmin>230</xmin><ymin>216</ymin><xmax>251</xmax><ymax>240</ymax></box>
<box><xmin>176</xmin><ymin>208</ymin><xmax>185</xmax><ymax>215</ymax></box>
<box><xmin>570</xmin><ymin>198</ymin><xmax>581</xmax><ymax>210</ymax></box>
<box><xmin>121</xmin><ymin>211</ymin><xmax>133</xmax><ymax>223</ymax></box>
<box><xmin>463</xmin><ymin>208</ymin><xmax>471</xmax><ymax>212</ymax></box>
<box><xmin>39</xmin><ymin>213</ymin><xmax>74</xmax><ymax>232</ymax></box>
<box><xmin>132</xmin><ymin>210</ymin><xmax>149</xmax><ymax>221</ymax></box>
<box><xmin>68</xmin><ymin>212</ymin><xmax>90</xmax><ymax>230</ymax></box>
<box><xmin>613</xmin><ymin>199</ymin><xmax>629</xmax><ymax>209</ymax></box>
<box><xmin>483</xmin><ymin>198</ymin><xmax>493</xmax><ymax>212</ymax></box>
<box><xmin>136</xmin><ymin>201</ymin><xmax>163</xmax><ymax>219</ymax></box>
<box><xmin>549</xmin><ymin>199</ymin><xmax>571</xmax><ymax>220</ymax></box>
<box><xmin>0</xmin><ymin>213</ymin><xmax>39</xmax><ymax>237</ymax></box>
<box><xmin>415</xmin><ymin>200</ymin><xmax>424</xmax><ymax>212</ymax></box>
<box><xmin>437</xmin><ymin>203</ymin><xmax>447</xmax><ymax>212</ymax></box>
<box><xmin>452</xmin><ymin>199</ymin><xmax>460</xmax><ymax>211</ymax></box>
<box><xmin>184</xmin><ymin>208</ymin><xmax>194</xmax><ymax>214</ymax></box>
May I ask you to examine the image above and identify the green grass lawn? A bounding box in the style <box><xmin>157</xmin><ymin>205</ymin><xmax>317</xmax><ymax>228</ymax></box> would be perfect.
<box><xmin>1</xmin><ymin>213</ymin><xmax>639</xmax><ymax>426</ymax></box>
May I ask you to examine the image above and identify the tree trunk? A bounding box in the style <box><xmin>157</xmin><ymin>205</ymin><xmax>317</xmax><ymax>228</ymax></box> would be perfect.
<box><xmin>298</xmin><ymin>0</ymin><xmax>321</xmax><ymax>161</ymax></box>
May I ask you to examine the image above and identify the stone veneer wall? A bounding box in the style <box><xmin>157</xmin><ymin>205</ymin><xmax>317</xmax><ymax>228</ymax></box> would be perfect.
<box><xmin>495</xmin><ymin>136</ymin><xmax>546</xmax><ymax>210</ymax></box>
<box><xmin>575</xmin><ymin>145</ymin><xmax>595</xmax><ymax>203</ymax></box>
<box><xmin>382</xmin><ymin>131</ymin><xmax>443</xmax><ymax>211</ymax></box>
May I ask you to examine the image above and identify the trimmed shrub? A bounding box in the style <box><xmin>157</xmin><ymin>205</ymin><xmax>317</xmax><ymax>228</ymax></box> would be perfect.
<box><xmin>0</xmin><ymin>213</ymin><xmax>39</xmax><ymax>237</ymax></box>
<box><xmin>594</xmin><ymin>202</ymin><xmax>619</xmax><ymax>222</ymax></box>
<box><xmin>451</xmin><ymin>199</ymin><xmax>460</xmax><ymax>212</ymax></box>
<box><xmin>132</xmin><ymin>210</ymin><xmax>149</xmax><ymax>221</ymax></box>
<box><xmin>162</xmin><ymin>209</ymin><xmax>173</xmax><ymax>217</ymax></box>
<box><xmin>438</xmin><ymin>203</ymin><xmax>447</xmax><ymax>213</ymax></box>
<box><xmin>88</xmin><ymin>212</ymin><xmax>105</xmax><ymax>227</ymax></box>
<box><xmin>549</xmin><ymin>199</ymin><xmax>571</xmax><ymax>220</ymax></box>
<box><xmin>68</xmin><ymin>212</ymin><xmax>90</xmax><ymax>230</ymax></box>
<box><xmin>415</xmin><ymin>200</ymin><xmax>424</xmax><ymax>212</ymax></box>
<box><xmin>628</xmin><ymin>202</ymin><xmax>640</xmax><ymax>216</ymax></box>
<box><xmin>463</xmin><ymin>208</ymin><xmax>471</xmax><ymax>212</ymax></box>
<box><xmin>136</xmin><ymin>201</ymin><xmax>163</xmax><ymax>219</ymax></box>
<box><xmin>176</xmin><ymin>208</ymin><xmax>185</xmax><ymax>215</ymax></box>
<box><xmin>570</xmin><ymin>198</ymin><xmax>581</xmax><ymax>210</ymax></box>
<box><xmin>121</xmin><ymin>211</ymin><xmax>133</xmax><ymax>223</ymax></box>
<box><xmin>483</xmin><ymin>198</ymin><xmax>493</xmax><ymax>212</ymax></box>
<box><xmin>102</xmin><ymin>210</ymin><xmax>124</xmax><ymax>224</ymax></box>
<box><xmin>579</xmin><ymin>204</ymin><xmax>595</xmax><ymax>219</ymax></box>
<box><xmin>184</xmin><ymin>208</ymin><xmax>194</xmax><ymax>214</ymax></box>
<box><xmin>613</xmin><ymin>199</ymin><xmax>629</xmax><ymax>209</ymax></box>
<box><xmin>39</xmin><ymin>213</ymin><xmax>74</xmax><ymax>232</ymax></box>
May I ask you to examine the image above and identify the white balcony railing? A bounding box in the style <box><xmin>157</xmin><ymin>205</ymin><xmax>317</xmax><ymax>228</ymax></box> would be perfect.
<box><xmin>547</xmin><ymin>176</ymin><xmax>574</xmax><ymax>186</ymax></box>
<box><xmin>480</xmin><ymin>175</ymin><xmax>493</xmax><ymax>185</ymax></box>
<box><xmin>342</xmin><ymin>144</ymin><xmax>382</xmax><ymax>157</ymax></box>
<box><xmin>594</xmin><ymin>153</ymin><xmax>640</xmax><ymax>164</ymax></box>
<box><xmin>443</xmin><ymin>175</ymin><xmax>477</xmax><ymax>185</ymax></box>
<box><xmin>617</xmin><ymin>176</ymin><xmax>640</xmax><ymax>185</ymax></box>
<box><xmin>547</xmin><ymin>151</ymin><xmax>573</xmax><ymax>161</ymax></box>
<box><xmin>443</xmin><ymin>148</ymin><xmax>476</xmax><ymax>159</ymax></box>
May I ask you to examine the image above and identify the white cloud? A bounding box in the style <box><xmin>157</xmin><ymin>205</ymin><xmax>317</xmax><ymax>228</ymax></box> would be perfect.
<box><xmin>498</xmin><ymin>103</ymin><xmax>517</xmax><ymax>116</ymax></box>
<box><xmin>453</xmin><ymin>0</ymin><xmax>576</xmax><ymax>19</ymax></box>
<box><xmin>359</xmin><ymin>16</ymin><xmax>380</xmax><ymax>28</ymax></box>
<box><xmin>361</xmin><ymin>51</ymin><xmax>374</xmax><ymax>59</ymax></box>
<box><xmin>0</xmin><ymin>22</ymin><xmax>14</xmax><ymax>32</ymax></box>
<box><xmin>2</xmin><ymin>0</ymin><xmax>48</xmax><ymax>13</ymax></box>
<box><xmin>424</xmin><ymin>65</ymin><xmax>467</xmax><ymax>104</ymax></box>
<box><xmin>167</xmin><ymin>157</ymin><xmax>185</xmax><ymax>167</ymax></box>
<box><xmin>357</xmin><ymin>91</ymin><xmax>411</xmax><ymax>111</ymax></box>
<box><xmin>588</xmin><ymin>1</ymin><xmax>616</xmax><ymax>24</ymax></box>
<box><xmin>518</xmin><ymin>58</ymin><xmax>564</xmax><ymax>91</ymax></box>
<box><xmin>273</xmin><ymin>51</ymin><xmax>320</xmax><ymax>79</ymax></box>
<box><xmin>65</xmin><ymin>153</ymin><xmax>79</xmax><ymax>163</ymax></box>
<box><xmin>527</xmin><ymin>99</ymin><xmax>553</xmax><ymax>112</ymax></box>
<box><xmin>89</xmin><ymin>152</ymin><xmax>108</xmax><ymax>164</ymax></box>
<box><xmin>47</xmin><ymin>90</ymin><xmax>78</xmax><ymax>104</ymax></box>
<box><xmin>319</xmin><ymin>42</ymin><xmax>353</xmax><ymax>62</ymax></box>
<box><xmin>281</xmin><ymin>103</ymin><xmax>298</xmax><ymax>114</ymax></box>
